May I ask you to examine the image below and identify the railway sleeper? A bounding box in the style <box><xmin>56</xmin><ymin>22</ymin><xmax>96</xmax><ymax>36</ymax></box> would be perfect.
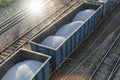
<box><xmin>0</xmin><ymin>55</ymin><xmax>6</xmax><ymax>60</ymax></box>
<box><xmin>1</xmin><ymin>53</ymin><xmax>10</xmax><ymax>57</ymax></box>
<box><xmin>3</xmin><ymin>49</ymin><xmax>13</xmax><ymax>54</ymax></box>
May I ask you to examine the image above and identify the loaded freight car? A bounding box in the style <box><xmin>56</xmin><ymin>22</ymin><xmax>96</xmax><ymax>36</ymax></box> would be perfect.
<box><xmin>29</xmin><ymin>3</ymin><xmax>103</xmax><ymax>69</ymax></box>
<box><xmin>87</xmin><ymin>0</ymin><xmax>119</xmax><ymax>15</ymax></box>
<box><xmin>0</xmin><ymin>49</ymin><xmax>51</xmax><ymax>80</ymax></box>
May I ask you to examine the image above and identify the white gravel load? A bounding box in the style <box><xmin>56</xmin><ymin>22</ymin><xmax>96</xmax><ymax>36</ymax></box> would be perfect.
<box><xmin>73</xmin><ymin>9</ymin><xmax>95</xmax><ymax>21</ymax></box>
<box><xmin>41</xmin><ymin>36</ymin><xmax>66</xmax><ymax>48</ymax></box>
<box><xmin>55</xmin><ymin>21</ymin><xmax>83</xmax><ymax>38</ymax></box>
<box><xmin>2</xmin><ymin>60</ymin><xmax>42</xmax><ymax>80</ymax></box>
<box><xmin>98</xmin><ymin>0</ymin><xmax>108</xmax><ymax>3</ymax></box>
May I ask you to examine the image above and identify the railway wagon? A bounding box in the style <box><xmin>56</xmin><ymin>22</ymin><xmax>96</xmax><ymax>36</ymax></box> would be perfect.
<box><xmin>87</xmin><ymin>0</ymin><xmax>119</xmax><ymax>15</ymax></box>
<box><xmin>29</xmin><ymin>3</ymin><xmax>103</xmax><ymax>69</ymax></box>
<box><xmin>0</xmin><ymin>49</ymin><xmax>51</xmax><ymax>80</ymax></box>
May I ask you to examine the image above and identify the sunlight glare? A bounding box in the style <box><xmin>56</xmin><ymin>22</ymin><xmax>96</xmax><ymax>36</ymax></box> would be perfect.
<box><xmin>28</xmin><ymin>0</ymin><xmax>44</xmax><ymax>13</ymax></box>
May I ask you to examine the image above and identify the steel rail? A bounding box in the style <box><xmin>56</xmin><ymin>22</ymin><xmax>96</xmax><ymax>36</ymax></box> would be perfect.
<box><xmin>88</xmin><ymin>33</ymin><xmax>120</xmax><ymax>80</ymax></box>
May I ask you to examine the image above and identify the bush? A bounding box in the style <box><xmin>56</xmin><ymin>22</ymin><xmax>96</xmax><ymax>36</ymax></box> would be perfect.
<box><xmin>0</xmin><ymin>0</ymin><xmax>15</xmax><ymax>7</ymax></box>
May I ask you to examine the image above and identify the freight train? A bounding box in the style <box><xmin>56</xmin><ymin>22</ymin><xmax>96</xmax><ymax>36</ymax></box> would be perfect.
<box><xmin>0</xmin><ymin>0</ymin><xmax>119</xmax><ymax>80</ymax></box>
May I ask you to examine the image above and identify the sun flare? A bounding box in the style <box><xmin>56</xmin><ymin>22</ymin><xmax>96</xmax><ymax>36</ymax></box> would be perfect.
<box><xmin>28</xmin><ymin>0</ymin><xmax>44</xmax><ymax>13</ymax></box>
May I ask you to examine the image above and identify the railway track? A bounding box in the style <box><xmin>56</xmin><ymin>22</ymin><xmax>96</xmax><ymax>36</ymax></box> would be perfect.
<box><xmin>0</xmin><ymin>0</ymin><xmax>54</xmax><ymax>35</ymax></box>
<box><xmin>0</xmin><ymin>8</ymin><xmax>29</xmax><ymax>35</ymax></box>
<box><xmin>0</xmin><ymin>0</ymin><xmax>84</xmax><ymax>65</ymax></box>
<box><xmin>107</xmin><ymin>58</ymin><xmax>120</xmax><ymax>80</ymax></box>
<box><xmin>89</xmin><ymin>33</ymin><xmax>120</xmax><ymax>80</ymax></box>
<box><xmin>111</xmin><ymin>65</ymin><xmax>120</xmax><ymax>80</ymax></box>
<box><xmin>0</xmin><ymin>0</ymin><xmax>58</xmax><ymax>50</ymax></box>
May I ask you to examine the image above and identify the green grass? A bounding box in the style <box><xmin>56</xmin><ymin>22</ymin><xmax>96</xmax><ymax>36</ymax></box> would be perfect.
<box><xmin>0</xmin><ymin>0</ymin><xmax>15</xmax><ymax>7</ymax></box>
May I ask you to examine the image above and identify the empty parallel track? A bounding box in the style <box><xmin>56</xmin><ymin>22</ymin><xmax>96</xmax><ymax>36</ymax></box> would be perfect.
<box><xmin>0</xmin><ymin>0</ymin><xmax>53</xmax><ymax>35</ymax></box>
<box><xmin>89</xmin><ymin>33</ymin><xmax>120</xmax><ymax>80</ymax></box>
<box><xmin>111</xmin><ymin>65</ymin><xmax>120</xmax><ymax>80</ymax></box>
<box><xmin>0</xmin><ymin>8</ymin><xmax>29</xmax><ymax>35</ymax></box>
<box><xmin>0</xmin><ymin>0</ymin><xmax>84</xmax><ymax>65</ymax></box>
<box><xmin>107</xmin><ymin>57</ymin><xmax>120</xmax><ymax>80</ymax></box>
